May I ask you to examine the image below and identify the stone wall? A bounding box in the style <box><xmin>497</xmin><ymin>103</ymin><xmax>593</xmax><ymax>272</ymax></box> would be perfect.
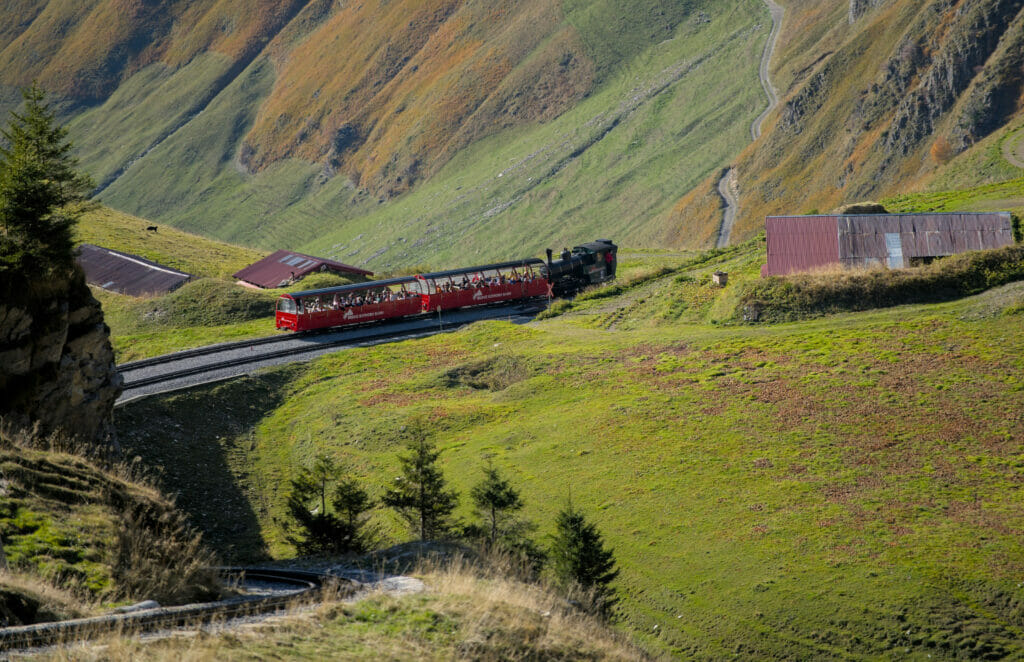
<box><xmin>0</xmin><ymin>271</ymin><xmax>122</xmax><ymax>447</ymax></box>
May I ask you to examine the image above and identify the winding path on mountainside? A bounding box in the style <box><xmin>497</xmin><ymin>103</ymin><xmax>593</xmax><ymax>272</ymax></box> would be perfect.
<box><xmin>751</xmin><ymin>0</ymin><xmax>785</xmax><ymax>142</ymax></box>
<box><xmin>716</xmin><ymin>0</ymin><xmax>784</xmax><ymax>248</ymax></box>
<box><xmin>1002</xmin><ymin>127</ymin><xmax>1024</xmax><ymax>169</ymax></box>
<box><xmin>716</xmin><ymin>168</ymin><xmax>739</xmax><ymax>249</ymax></box>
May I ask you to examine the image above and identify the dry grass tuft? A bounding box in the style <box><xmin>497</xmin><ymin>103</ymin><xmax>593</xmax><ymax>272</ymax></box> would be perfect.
<box><xmin>35</xmin><ymin>556</ymin><xmax>648</xmax><ymax>661</ymax></box>
<box><xmin>418</xmin><ymin>555</ymin><xmax>648</xmax><ymax>661</ymax></box>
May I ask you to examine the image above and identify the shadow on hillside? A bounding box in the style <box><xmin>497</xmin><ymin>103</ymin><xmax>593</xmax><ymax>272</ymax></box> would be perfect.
<box><xmin>115</xmin><ymin>367</ymin><xmax>305</xmax><ymax>562</ymax></box>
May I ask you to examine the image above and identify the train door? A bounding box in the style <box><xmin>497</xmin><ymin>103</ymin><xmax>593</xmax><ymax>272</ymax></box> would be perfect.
<box><xmin>412</xmin><ymin>276</ymin><xmax>437</xmax><ymax>312</ymax></box>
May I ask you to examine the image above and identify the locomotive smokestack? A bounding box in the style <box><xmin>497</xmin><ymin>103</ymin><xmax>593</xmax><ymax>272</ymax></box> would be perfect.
<box><xmin>546</xmin><ymin>248</ymin><xmax>553</xmax><ymax>268</ymax></box>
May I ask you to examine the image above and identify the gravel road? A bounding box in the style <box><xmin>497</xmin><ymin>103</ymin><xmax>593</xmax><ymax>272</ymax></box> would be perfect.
<box><xmin>715</xmin><ymin>0</ymin><xmax>784</xmax><ymax>248</ymax></box>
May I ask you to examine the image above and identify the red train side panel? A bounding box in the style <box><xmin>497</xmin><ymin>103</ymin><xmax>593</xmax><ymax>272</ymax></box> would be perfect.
<box><xmin>276</xmin><ymin>259</ymin><xmax>550</xmax><ymax>332</ymax></box>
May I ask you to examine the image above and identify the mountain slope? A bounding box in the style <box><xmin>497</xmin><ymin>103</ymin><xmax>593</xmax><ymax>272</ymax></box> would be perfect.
<box><xmin>0</xmin><ymin>0</ymin><xmax>769</xmax><ymax>266</ymax></box>
<box><xmin>675</xmin><ymin>0</ymin><xmax>1024</xmax><ymax>242</ymax></box>
<box><xmin>4</xmin><ymin>0</ymin><xmax>1021</xmax><ymax>267</ymax></box>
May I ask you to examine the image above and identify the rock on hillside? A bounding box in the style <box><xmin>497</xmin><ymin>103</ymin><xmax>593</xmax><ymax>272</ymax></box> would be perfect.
<box><xmin>0</xmin><ymin>271</ymin><xmax>122</xmax><ymax>446</ymax></box>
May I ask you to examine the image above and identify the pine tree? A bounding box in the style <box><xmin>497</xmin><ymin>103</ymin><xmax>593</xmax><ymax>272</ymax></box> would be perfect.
<box><xmin>549</xmin><ymin>501</ymin><xmax>619</xmax><ymax>616</ymax></box>
<box><xmin>284</xmin><ymin>454</ymin><xmax>371</xmax><ymax>555</ymax></box>
<box><xmin>470</xmin><ymin>464</ymin><xmax>523</xmax><ymax>547</ymax></box>
<box><xmin>332</xmin><ymin>477</ymin><xmax>375</xmax><ymax>552</ymax></box>
<box><xmin>382</xmin><ymin>428</ymin><xmax>459</xmax><ymax>541</ymax></box>
<box><xmin>0</xmin><ymin>83</ymin><xmax>92</xmax><ymax>281</ymax></box>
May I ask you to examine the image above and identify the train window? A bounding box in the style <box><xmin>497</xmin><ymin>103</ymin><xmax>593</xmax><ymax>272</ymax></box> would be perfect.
<box><xmin>410</xmin><ymin>280</ymin><xmax>433</xmax><ymax>295</ymax></box>
<box><xmin>278</xmin><ymin>298</ymin><xmax>297</xmax><ymax>314</ymax></box>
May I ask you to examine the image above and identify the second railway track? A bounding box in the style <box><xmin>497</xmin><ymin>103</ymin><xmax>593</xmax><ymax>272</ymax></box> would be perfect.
<box><xmin>0</xmin><ymin>568</ymin><xmax>345</xmax><ymax>653</ymax></box>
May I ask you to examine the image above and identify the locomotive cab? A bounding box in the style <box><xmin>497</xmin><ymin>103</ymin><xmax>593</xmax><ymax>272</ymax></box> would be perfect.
<box><xmin>542</xmin><ymin>239</ymin><xmax>617</xmax><ymax>296</ymax></box>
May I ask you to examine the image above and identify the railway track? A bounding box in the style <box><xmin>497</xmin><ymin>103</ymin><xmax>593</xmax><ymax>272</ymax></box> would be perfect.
<box><xmin>0</xmin><ymin>568</ymin><xmax>345</xmax><ymax>653</ymax></box>
<box><xmin>117</xmin><ymin>301</ymin><xmax>544</xmax><ymax>404</ymax></box>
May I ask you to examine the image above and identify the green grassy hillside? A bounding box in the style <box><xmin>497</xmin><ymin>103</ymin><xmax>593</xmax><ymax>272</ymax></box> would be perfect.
<box><xmin>0</xmin><ymin>0</ymin><xmax>769</xmax><ymax>267</ymax></box>
<box><xmin>116</xmin><ymin>244</ymin><xmax>1024</xmax><ymax>658</ymax></box>
<box><xmin>76</xmin><ymin>206</ymin><xmax>266</xmax><ymax>279</ymax></box>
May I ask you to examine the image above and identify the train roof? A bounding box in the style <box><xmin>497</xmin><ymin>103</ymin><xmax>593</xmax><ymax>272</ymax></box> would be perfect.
<box><xmin>418</xmin><ymin>258</ymin><xmax>545</xmax><ymax>281</ymax></box>
<box><xmin>574</xmin><ymin>239</ymin><xmax>617</xmax><ymax>252</ymax></box>
<box><xmin>284</xmin><ymin>276</ymin><xmax>418</xmax><ymax>299</ymax></box>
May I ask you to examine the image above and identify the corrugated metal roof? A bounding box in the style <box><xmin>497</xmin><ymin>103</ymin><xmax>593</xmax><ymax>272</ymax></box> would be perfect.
<box><xmin>764</xmin><ymin>212</ymin><xmax>1014</xmax><ymax>276</ymax></box>
<box><xmin>233</xmin><ymin>250</ymin><xmax>373</xmax><ymax>288</ymax></box>
<box><xmin>77</xmin><ymin>244</ymin><xmax>192</xmax><ymax>296</ymax></box>
<box><xmin>837</xmin><ymin>212</ymin><xmax>1013</xmax><ymax>268</ymax></box>
<box><xmin>763</xmin><ymin>215</ymin><xmax>839</xmax><ymax>276</ymax></box>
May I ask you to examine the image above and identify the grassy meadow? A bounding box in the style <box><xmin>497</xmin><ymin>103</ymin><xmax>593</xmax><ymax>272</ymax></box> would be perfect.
<box><xmin>116</xmin><ymin>241</ymin><xmax>1024</xmax><ymax>658</ymax></box>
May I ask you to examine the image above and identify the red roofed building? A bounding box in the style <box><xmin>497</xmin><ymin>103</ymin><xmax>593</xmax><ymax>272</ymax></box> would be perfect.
<box><xmin>233</xmin><ymin>250</ymin><xmax>373</xmax><ymax>289</ymax></box>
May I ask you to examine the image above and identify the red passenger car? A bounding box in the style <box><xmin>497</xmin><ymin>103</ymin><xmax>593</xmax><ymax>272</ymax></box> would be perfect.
<box><xmin>275</xmin><ymin>277</ymin><xmax>423</xmax><ymax>331</ymax></box>
<box><xmin>414</xmin><ymin>259</ymin><xmax>548</xmax><ymax>312</ymax></box>
<box><xmin>275</xmin><ymin>260</ymin><xmax>550</xmax><ymax>332</ymax></box>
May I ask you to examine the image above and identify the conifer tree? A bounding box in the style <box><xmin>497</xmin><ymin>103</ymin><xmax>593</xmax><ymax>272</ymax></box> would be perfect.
<box><xmin>382</xmin><ymin>428</ymin><xmax>458</xmax><ymax>541</ymax></box>
<box><xmin>470</xmin><ymin>464</ymin><xmax>523</xmax><ymax>547</ymax></box>
<box><xmin>332</xmin><ymin>477</ymin><xmax>375</xmax><ymax>552</ymax></box>
<box><xmin>284</xmin><ymin>454</ymin><xmax>372</xmax><ymax>554</ymax></box>
<box><xmin>0</xmin><ymin>83</ymin><xmax>92</xmax><ymax>281</ymax></box>
<box><xmin>549</xmin><ymin>501</ymin><xmax>620</xmax><ymax>616</ymax></box>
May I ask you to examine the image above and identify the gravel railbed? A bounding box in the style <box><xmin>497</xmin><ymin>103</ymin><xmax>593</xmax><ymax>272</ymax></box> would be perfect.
<box><xmin>117</xmin><ymin>303</ymin><xmax>541</xmax><ymax>405</ymax></box>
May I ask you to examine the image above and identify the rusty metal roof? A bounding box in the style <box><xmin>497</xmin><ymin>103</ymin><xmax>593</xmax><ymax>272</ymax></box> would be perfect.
<box><xmin>764</xmin><ymin>212</ymin><xmax>1014</xmax><ymax>276</ymax></box>
<box><xmin>233</xmin><ymin>250</ymin><xmax>373</xmax><ymax>289</ymax></box>
<box><xmin>77</xmin><ymin>244</ymin><xmax>192</xmax><ymax>296</ymax></box>
<box><xmin>763</xmin><ymin>215</ymin><xmax>840</xmax><ymax>276</ymax></box>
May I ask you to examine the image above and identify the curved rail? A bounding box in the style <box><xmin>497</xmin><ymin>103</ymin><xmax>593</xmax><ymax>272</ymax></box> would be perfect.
<box><xmin>118</xmin><ymin>300</ymin><xmax>546</xmax><ymax>400</ymax></box>
<box><xmin>0</xmin><ymin>568</ymin><xmax>346</xmax><ymax>652</ymax></box>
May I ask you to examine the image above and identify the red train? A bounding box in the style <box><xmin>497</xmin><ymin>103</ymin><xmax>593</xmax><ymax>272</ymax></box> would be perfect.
<box><xmin>275</xmin><ymin>240</ymin><xmax>617</xmax><ymax>332</ymax></box>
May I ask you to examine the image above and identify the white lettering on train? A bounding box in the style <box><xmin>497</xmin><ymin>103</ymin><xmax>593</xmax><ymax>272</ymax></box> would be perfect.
<box><xmin>472</xmin><ymin>289</ymin><xmax>512</xmax><ymax>302</ymax></box>
<box><xmin>342</xmin><ymin>309</ymin><xmax>386</xmax><ymax>321</ymax></box>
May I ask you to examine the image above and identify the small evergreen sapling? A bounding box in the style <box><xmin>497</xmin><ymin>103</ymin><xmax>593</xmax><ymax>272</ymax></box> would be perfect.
<box><xmin>382</xmin><ymin>428</ymin><xmax>459</xmax><ymax>541</ymax></box>
<box><xmin>470</xmin><ymin>464</ymin><xmax>523</xmax><ymax>548</ymax></box>
<box><xmin>284</xmin><ymin>454</ymin><xmax>373</xmax><ymax>554</ymax></box>
<box><xmin>549</xmin><ymin>501</ymin><xmax>620</xmax><ymax>616</ymax></box>
<box><xmin>467</xmin><ymin>463</ymin><xmax>546</xmax><ymax>577</ymax></box>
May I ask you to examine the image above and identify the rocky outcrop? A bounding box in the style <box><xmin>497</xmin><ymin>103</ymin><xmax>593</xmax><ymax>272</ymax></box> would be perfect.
<box><xmin>0</xmin><ymin>271</ymin><xmax>122</xmax><ymax>447</ymax></box>
<box><xmin>884</xmin><ymin>0</ymin><xmax>1024</xmax><ymax>155</ymax></box>
<box><xmin>849</xmin><ymin>0</ymin><xmax>886</xmax><ymax>23</ymax></box>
